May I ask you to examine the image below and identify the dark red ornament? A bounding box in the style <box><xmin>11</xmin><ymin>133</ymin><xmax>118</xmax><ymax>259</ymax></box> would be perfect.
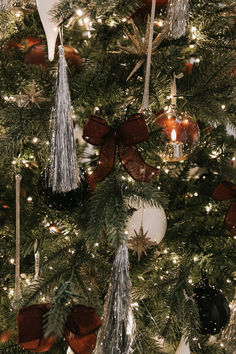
<box><xmin>5</xmin><ymin>37</ymin><xmax>41</xmax><ymax>51</ymax></box>
<box><xmin>24</xmin><ymin>43</ymin><xmax>83</xmax><ymax>71</ymax></box>
<box><xmin>154</xmin><ymin>110</ymin><xmax>200</xmax><ymax>161</ymax></box>
<box><xmin>0</xmin><ymin>200</ymin><xmax>10</xmax><ymax>226</ymax></box>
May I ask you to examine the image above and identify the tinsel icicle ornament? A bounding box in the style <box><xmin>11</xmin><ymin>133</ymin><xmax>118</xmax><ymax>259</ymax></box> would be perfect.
<box><xmin>166</xmin><ymin>0</ymin><xmax>189</xmax><ymax>39</ymax></box>
<box><xmin>49</xmin><ymin>45</ymin><xmax>79</xmax><ymax>193</ymax></box>
<box><xmin>94</xmin><ymin>242</ymin><xmax>135</xmax><ymax>354</ymax></box>
<box><xmin>221</xmin><ymin>288</ymin><xmax>236</xmax><ymax>352</ymax></box>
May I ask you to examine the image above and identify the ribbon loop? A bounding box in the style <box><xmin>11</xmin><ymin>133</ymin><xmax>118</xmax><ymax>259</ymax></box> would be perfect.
<box><xmin>83</xmin><ymin>116</ymin><xmax>111</xmax><ymax>146</ymax></box>
<box><xmin>118</xmin><ymin>113</ymin><xmax>149</xmax><ymax>146</ymax></box>
<box><xmin>83</xmin><ymin>114</ymin><xmax>158</xmax><ymax>189</ymax></box>
<box><xmin>213</xmin><ymin>181</ymin><xmax>236</xmax><ymax>236</ymax></box>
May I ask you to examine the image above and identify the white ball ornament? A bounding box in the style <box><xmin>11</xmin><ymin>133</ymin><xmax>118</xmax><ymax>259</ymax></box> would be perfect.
<box><xmin>126</xmin><ymin>201</ymin><xmax>167</xmax><ymax>244</ymax></box>
<box><xmin>36</xmin><ymin>0</ymin><xmax>60</xmax><ymax>61</ymax></box>
<box><xmin>175</xmin><ymin>335</ymin><xmax>190</xmax><ymax>354</ymax></box>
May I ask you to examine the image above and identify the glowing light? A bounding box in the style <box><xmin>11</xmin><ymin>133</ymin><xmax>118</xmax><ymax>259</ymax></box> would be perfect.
<box><xmin>122</xmin><ymin>18</ymin><xmax>127</xmax><ymax>22</ymax></box>
<box><xmin>193</xmin><ymin>256</ymin><xmax>198</xmax><ymax>262</ymax></box>
<box><xmin>27</xmin><ymin>196</ymin><xmax>33</xmax><ymax>202</ymax></box>
<box><xmin>32</xmin><ymin>137</ymin><xmax>38</xmax><ymax>143</ymax></box>
<box><xmin>164</xmin><ymin>249</ymin><xmax>168</xmax><ymax>254</ymax></box>
<box><xmin>189</xmin><ymin>44</ymin><xmax>194</xmax><ymax>48</ymax></box>
<box><xmin>221</xmin><ymin>104</ymin><xmax>226</xmax><ymax>109</ymax></box>
<box><xmin>9</xmin><ymin>258</ymin><xmax>15</xmax><ymax>264</ymax></box>
<box><xmin>84</xmin><ymin>17</ymin><xmax>90</xmax><ymax>24</ymax></box>
<box><xmin>49</xmin><ymin>225</ymin><xmax>59</xmax><ymax>234</ymax></box>
<box><xmin>195</xmin><ymin>58</ymin><xmax>200</xmax><ymax>63</ymax></box>
<box><xmin>110</xmin><ymin>20</ymin><xmax>115</xmax><ymax>27</ymax></box>
<box><xmin>76</xmin><ymin>9</ymin><xmax>83</xmax><ymax>16</ymax></box>
<box><xmin>97</xmin><ymin>18</ymin><xmax>102</xmax><ymax>23</ymax></box>
<box><xmin>12</xmin><ymin>160</ymin><xmax>16</xmax><ymax>165</ymax></box>
<box><xmin>191</xmin><ymin>26</ymin><xmax>197</xmax><ymax>32</ymax></box>
<box><xmin>194</xmin><ymin>192</ymin><xmax>198</xmax><ymax>196</ymax></box>
<box><xmin>171</xmin><ymin>129</ymin><xmax>177</xmax><ymax>142</ymax></box>
<box><xmin>188</xmin><ymin>279</ymin><xmax>193</xmax><ymax>284</ymax></box>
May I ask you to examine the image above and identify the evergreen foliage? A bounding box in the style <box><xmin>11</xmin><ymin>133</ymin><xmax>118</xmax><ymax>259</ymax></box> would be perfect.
<box><xmin>0</xmin><ymin>0</ymin><xmax>235</xmax><ymax>353</ymax></box>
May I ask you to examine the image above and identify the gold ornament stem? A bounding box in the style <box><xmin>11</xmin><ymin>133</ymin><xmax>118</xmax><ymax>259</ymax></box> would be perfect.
<box><xmin>14</xmin><ymin>174</ymin><xmax>22</xmax><ymax>302</ymax></box>
<box><xmin>141</xmin><ymin>0</ymin><xmax>156</xmax><ymax>111</ymax></box>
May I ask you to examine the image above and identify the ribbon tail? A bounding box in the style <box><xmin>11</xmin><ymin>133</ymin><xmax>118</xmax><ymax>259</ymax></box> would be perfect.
<box><xmin>86</xmin><ymin>133</ymin><xmax>116</xmax><ymax>190</ymax></box>
<box><xmin>225</xmin><ymin>201</ymin><xmax>236</xmax><ymax>236</ymax></box>
<box><xmin>119</xmin><ymin>143</ymin><xmax>158</xmax><ymax>182</ymax></box>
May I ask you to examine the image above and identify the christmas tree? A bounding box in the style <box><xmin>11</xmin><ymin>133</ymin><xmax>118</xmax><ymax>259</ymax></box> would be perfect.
<box><xmin>0</xmin><ymin>0</ymin><xmax>235</xmax><ymax>353</ymax></box>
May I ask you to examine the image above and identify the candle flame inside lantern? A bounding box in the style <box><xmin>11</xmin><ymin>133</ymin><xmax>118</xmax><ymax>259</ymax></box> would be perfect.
<box><xmin>171</xmin><ymin>129</ymin><xmax>177</xmax><ymax>142</ymax></box>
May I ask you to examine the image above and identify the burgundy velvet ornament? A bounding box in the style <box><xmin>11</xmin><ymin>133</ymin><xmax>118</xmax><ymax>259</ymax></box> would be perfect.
<box><xmin>17</xmin><ymin>303</ymin><xmax>102</xmax><ymax>353</ymax></box>
<box><xmin>17</xmin><ymin>304</ymin><xmax>56</xmax><ymax>352</ymax></box>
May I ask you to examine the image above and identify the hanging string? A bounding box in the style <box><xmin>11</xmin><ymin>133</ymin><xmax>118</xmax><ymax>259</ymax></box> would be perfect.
<box><xmin>13</xmin><ymin>174</ymin><xmax>22</xmax><ymax>303</ymax></box>
<box><xmin>34</xmin><ymin>240</ymin><xmax>40</xmax><ymax>280</ymax></box>
<box><xmin>141</xmin><ymin>0</ymin><xmax>156</xmax><ymax>111</ymax></box>
<box><xmin>170</xmin><ymin>72</ymin><xmax>184</xmax><ymax>111</ymax></box>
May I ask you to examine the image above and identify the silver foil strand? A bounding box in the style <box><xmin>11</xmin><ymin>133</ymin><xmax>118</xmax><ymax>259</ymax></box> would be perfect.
<box><xmin>49</xmin><ymin>45</ymin><xmax>79</xmax><ymax>193</ymax></box>
<box><xmin>94</xmin><ymin>242</ymin><xmax>135</xmax><ymax>354</ymax></box>
<box><xmin>167</xmin><ymin>0</ymin><xmax>189</xmax><ymax>39</ymax></box>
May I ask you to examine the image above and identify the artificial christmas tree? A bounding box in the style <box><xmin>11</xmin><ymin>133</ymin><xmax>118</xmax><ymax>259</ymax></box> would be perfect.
<box><xmin>0</xmin><ymin>0</ymin><xmax>235</xmax><ymax>353</ymax></box>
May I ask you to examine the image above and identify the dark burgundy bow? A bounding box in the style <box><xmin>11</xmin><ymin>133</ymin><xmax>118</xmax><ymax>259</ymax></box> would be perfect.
<box><xmin>212</xmin><ymin>181</ymin><xmax>236</xmax><ymax>236</ymax></box>
<box><xmin>83</xmin><ymin>114</ymin><xmax>158</xmax><ymax>189</ymax></box>
<box><xmin>17</xmin><ymin>303</ymin><xmax>102</xmax><ymax>353</ymax></box>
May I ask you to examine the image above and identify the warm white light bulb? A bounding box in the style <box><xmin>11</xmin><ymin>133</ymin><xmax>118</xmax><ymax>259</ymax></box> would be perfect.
<box><xmin>76</xmin><ymin>9</ymin><xmax>83</xmax><ymax>16</ymax></box>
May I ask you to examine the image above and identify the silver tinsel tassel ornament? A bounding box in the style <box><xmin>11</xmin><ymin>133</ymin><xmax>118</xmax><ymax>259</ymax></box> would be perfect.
<box><xmin>49</xmin><ymin>45</ymin><xmax>79</xmax><ymax>193</ymax></box>
<box><xmin>167</xmin><ymin>0</ymin><xmax>189</xmax><ymax>39</ymax></box>
<box><xmin>94</xmin><ymin>242</ymin><xmax>135</xmax><ymax>354</ymax></box>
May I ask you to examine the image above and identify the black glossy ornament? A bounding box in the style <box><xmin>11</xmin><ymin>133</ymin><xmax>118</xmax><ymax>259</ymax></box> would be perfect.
<box><xmin>194</xmin><ymin>279</ymin><xmax>230</xmax><ymax>335</ymax></box>
<box><xmin>38</xmin><ymin>168</ymin><xmax>89</xmax><ymax>211</ymax></box>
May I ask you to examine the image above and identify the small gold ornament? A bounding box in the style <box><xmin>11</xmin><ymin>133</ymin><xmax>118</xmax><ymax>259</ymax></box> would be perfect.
<box><xmin>128</xmin><ymin>225</ymin><xmax>155</xmax><ymax>262</ymax></box>
<box><xmin>109</xmin><ymin>17</ymin><xmax>169</xmax><ymax>80</ymax></box>
<box><xmin>12</xmin><ymin>80</ymin><xmax>50</xmax><ymax>108</ymax></box>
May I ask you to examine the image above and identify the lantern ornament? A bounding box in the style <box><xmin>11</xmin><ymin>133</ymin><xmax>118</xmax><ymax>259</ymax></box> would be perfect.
<box><xmin>154</xmin><ymin>109</ymin><xmax>200</xmax><ymax>162</ymax></box>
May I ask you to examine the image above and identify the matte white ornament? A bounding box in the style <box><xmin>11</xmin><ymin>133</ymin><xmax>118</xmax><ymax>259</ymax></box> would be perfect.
<box><xmin>126</xmin><ymin>201</ymin><xmax>167</xmax><ymax>244</ymax></box>
<box><xmin>175</xmin><ymin>335</ymin><xmax>190</xmax><ymax>354</ymax></box>
<box><xmin>36</xmin><ymin>0</ymin><xmax>60</xmax><ymax>61</ymax></box>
